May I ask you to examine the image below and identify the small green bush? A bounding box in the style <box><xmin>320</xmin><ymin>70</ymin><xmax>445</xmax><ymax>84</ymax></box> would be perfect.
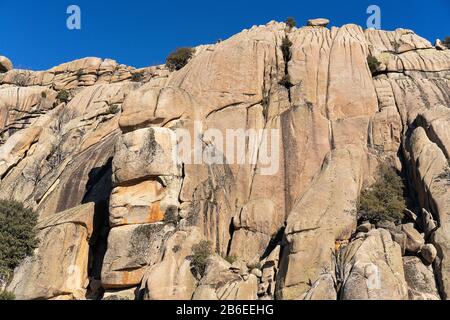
<box><xmin>285</xmin><ymin>17</ymin><xmax>297</xmax><ymax>29</ymax></box>
<box><xmin>107</xmin><ymin>104</ymin><xmax>120</xmax><ymax>114</ymax></box>
<box><xmin>190</xmin><ymin>240</ymin><xmax>212</xmax><ymax>278</ymax></box>
<box><xmin>367</xmin><ymin>55</ymin><xmax>381</xmax><ymax>75</ymax></box>
<box><xmin>56</xmin><ymin>89</ymin><xmax>70</xmax><ymax>103</ymax></box>
<box><xmin>358</xmin><ymin>165</ymin><xmax>406</xmax><ymax>223</ymax></box>
<box><xmin>0</xmin><ymin>291</ymin><xmax>15</xmax><ymax>300</ymax></box>
<box><xmin>224</xmin><ymin>255</ymin><xmax>236</xmax><ymax>264</ymax></box>
<box><xmin>166</xmin><ymin>47</ymin><xmax>195</xmax><ymax>71</ymax></box>
<box><xmin>0</xmin><ymin>200</ymin><xmax>39</xmax><ymax>272</ymax></box>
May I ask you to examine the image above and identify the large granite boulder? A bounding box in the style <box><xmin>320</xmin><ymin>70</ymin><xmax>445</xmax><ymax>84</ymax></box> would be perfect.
<box><xmin>7</xmin><ymin>203</ymin><xmax>95</xmax><ymax>300</ymax></box>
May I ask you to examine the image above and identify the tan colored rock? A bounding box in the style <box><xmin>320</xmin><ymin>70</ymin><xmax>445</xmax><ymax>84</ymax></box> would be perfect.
<box><xmin>0</xmin><ymin>126</ymin><xmax>42</xmax><ymax>177</ymax></box>
<box><xmin>102</xmin><ymin>288</ymin><xmax>138</xmax><ymax>300</ymax></box>
<box><xmin>0</xmin><ymin>56</ymin><xmax>13</xmax><ymax>73</ymax></box>
<box><xmin>142</xmin><ymin>227</ymin><xmax>204</xmax><ymax>300</ymax></box>
<box><xmin>403</xmin><ymin>256</ymin><xmax>440</xmax><ymax>300</ymax></box>
<box><xmin>192</xmin><ymin>255</ymin><xmax>258</xmax><ymax>300</ymax></box>
<box><xmin>435</xmin><ymin>39</ymin><xmax>447</xmax><ymax>51</ymax></box>
<box><xmin>229</xmin><ymin>199</ymin><xmax>278</xmax><ymax>262</ymax></box>
<box><xmin>119</xmin><ymin>85</ymin><xmax>193</xmax><ymax>132</ymax></box>
<box><xmin>420</xmin><ymin>244</ymin><xmax>437</xmax><ymax>265</ymax></box>
<box><xmin>402</xmin><ymin>223</ymin><xmax>425</xmax><ymax>253</ymax></box>
<box><xmin>101</xmin><ymin>223</ymin><xmax>175</xmax><ymax>289</ymax></box>
<box><xmin>0</xmin><ymin>22</ymin><xmax>449</xmax><ymax>301</ymax></box>
<box><xmin>408</xmin><ymin>126</ymin><xmax>450</xmax><ymax>298</ymax></box>
<box><xmin>109</xmin><ymin>180</ymin><xmax>166</xmax><ymax>227</ymax></box>
<box><xmin>277</xmin><ymin>146</ymin><xmax>364</xmax><ymax>300</ymax></box>
<box><xmin>307</xmin><ymin>18</ymin><xmax>330</xmax><ymax>27</ymax></box>
<box><xmin>7</xmin><ymin>203</ymin><xmax>95</xmax><ymax>300</ymax></box>
<box><xmin>112</xmin><ymin>127</ymin><xmax>181</xmax><ymax>185</ymax></box>
<box><xmin>416</xmin><ymin>105</ymin><xmax>450</xmax><ymax>159</ymax></box>
<box><xmin>0</xmin><ymin>86</ymin><xmax>57</xmax><ymax>132</ymax></box>
<box><xmin>431</xmin><ymin>225</ymin><xmax>450</xmax><ymax>299</ymax></box>
<box><xmin>340</xmin><ymin>229</ymin><xmax>408</xmax><ymax>300</ymax></box>
<box><xmin>421</xmin><ymin>208</ymin><xmax>438</xmax><ymax>238</ymax></box>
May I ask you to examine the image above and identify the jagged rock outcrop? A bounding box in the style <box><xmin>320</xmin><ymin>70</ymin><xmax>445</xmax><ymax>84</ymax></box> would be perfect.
<box><xmin>7</xmin><ymin>203</ymin><xmax>95</xmax><ymax>300</ymax></box>
<box><xmin>0</xmin><ymin>20</ymin><xmax>449</xmax><ymax>300</ymax></box>
<box><xmin>192</xmin><ymin>256</ymin><xmax>258</xmax><ymax>300</ymax></box>
<box><xmin>403</xmin><ymin>256</ymin><xmax>440</xmax><ymax>300</ymax></box>
<box><xmin>141</xmin><ymin>226</ymin><xmax>204</xmax><ymax>300</ymax></box>
<box><xmin>339</xmin><ymin>229</ymin><xmax>408</xmax><ymax>300</ymax></box>
<box><xmin>0</xmin><ymin>56</ymin><xmax>13</xmax><ymax>73</ymax></box>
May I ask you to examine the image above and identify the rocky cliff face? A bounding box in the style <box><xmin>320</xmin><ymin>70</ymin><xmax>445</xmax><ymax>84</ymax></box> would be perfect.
<box><xmin>0</xmin><ymin>20</ymin><xmax>449</xmax><ymax>300</ymax></box>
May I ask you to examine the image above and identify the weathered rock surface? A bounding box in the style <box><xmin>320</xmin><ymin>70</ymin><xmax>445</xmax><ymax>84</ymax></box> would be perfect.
<box><xmin>7</xmin><ymin>203</ymin><xmax>95</xmax><ymax>300</ymax></box>
<box><xmin>402</xmin><ymin>223</ymin><xmax>425</xmax><ymax>253</ymax></box>
<box><xmin>101</xmin><ymin>223</ymin><xmax>174</xmax><ymax>289</ymax></box>
<box><xmin>142</xmin><ymin>227</ymin><xmax>204</xmax><ymax>300</ymax></box>
<box><xmin>307</xmin><ymin>18</ymin><xmax>330</xmax><ymax>27</ymax></box>
<box><xmin>339</xmin><ymin>229</ymin><xmax>408</xmax><ymax>300</ymax></box>
<box><xmin>229</xmin><ymin>199</ymin><xmax>278</xmax><ymax>263</ymax></box>
<box><xmin>0</xmin><ymin>56</ymin><xmax>13</xmax><ymax>73</ymax></box>
<box><xmin>0</xmin><ymin>20</ymin><xmax>449</xmax><ymax>300</ymax></box>
<box><xmin>192</xmin><ymin>256</ymin><xmax>258</xmax><ymax>300</ymax></box>
<box><xmin>403</xmin><ymin>256</ymin><xmax>440</xmax><ymax>300</ymax></box>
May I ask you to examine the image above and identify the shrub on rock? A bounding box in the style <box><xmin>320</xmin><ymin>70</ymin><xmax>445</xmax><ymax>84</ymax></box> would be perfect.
<box><xmin>367</xmin><ymin>55</ymin><xmax>381</xmax><ymax>75</ymax></box>
<box><xmin>0</xmin><ymin>290</ymin><xmax>15</xmax><ymax>300</ymax></box>
<box><xmin>190</xmin><ymin>240</ymin><xmax>212</xmax><ymax>278</ymax></box>
<box><xmin>0</xmin><ymin>200</ymin><xmax>39</xmax><ymax>273</ymax></box>
<box><xmin>56</xmin><ymin>89</ymin><xmax>70</xmax><ymax>103</ymax></box>
<box><xmin>358</xmin><ymin>165</ymin><xmax>406</xmax><ymax>223</ymax></box>
<box><xmin>285</xmin><ymin>17</ymin><xmax>297</xmax><ymax>29</ymax></box>
<box><xmin>166</xmin><ymin>47</ymin><xmax>195</xmax><ymax>71</ymax></box>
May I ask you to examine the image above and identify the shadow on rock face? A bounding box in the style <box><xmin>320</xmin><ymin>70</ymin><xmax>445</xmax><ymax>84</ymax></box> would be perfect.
<box><xmin>82</xmin><ymin>157</ymin><xmax>113</xmax><ymax>299</ymax></box>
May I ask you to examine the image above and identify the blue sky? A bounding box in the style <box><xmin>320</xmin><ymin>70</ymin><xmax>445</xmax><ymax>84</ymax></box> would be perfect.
<box><xmin>0</xmin><ymin>0</ymin><xmax>449</xmax><ymax>70</ymax></box>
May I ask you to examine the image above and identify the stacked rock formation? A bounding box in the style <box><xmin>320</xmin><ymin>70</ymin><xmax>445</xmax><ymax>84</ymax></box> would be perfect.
<box><xmin>0</xmin><ymin>18</ymin><xmax>449</xmax><ymax>300</ymax></box>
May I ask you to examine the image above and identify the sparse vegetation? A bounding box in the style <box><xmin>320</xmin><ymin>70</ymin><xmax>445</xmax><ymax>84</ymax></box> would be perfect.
<box><xmin>305</xmin><ymin>101</ymin><xmax>314</xmax><ymax>110</ymax></box>
<box><xmin>131</xmin><ymin>72</ymin><xmax>144</xmax><ymax>82</ymax></box>
<box><xmin>166</xmin><ymin>47</ymin><xmax>195</xmax><ymax>71</ymax></box>
<box><xmin>367</xmin><ymin>55</ymin><xmax>381</xmax><ymax>75</ymax></box>
<box><xmin>56</xmin><ymin>89</ymin><xmax>71</xmax><ymax>103</ymax></box>
<box><xmin>190</xmin><ymin>240</ymin><xmax>212</xmax><ymax>278</ymax></box>
<box><xmin>224</xmin><ymin>255</ymin><xmax>236</xmax><ymax>264</ymax></box>
<box><xmin>172</xmin><ymin>245</ymin><xmax>181</xmax><ymax>253</ymax></box>
<box><xmin>0</xmin><ymin>200</ymin><xmax>39</xmax><ymax>289</ymax></box>
<box><xmin>12</xmin><ymin>70</ymin><xmax>32</xmax><ymax>87</ymax></box>
<box><xmin>357</xmin><ymin>165</ymin><xmax>406</xmax><ymax>223</ymax></box>
<box><xmin>107</xmin><ymin>104</ymin><xmax>120</xmax><ymax>114</ymax></box>
<box><xmin>285</xmin><ymin>17</ymin><xmax>297</xmax><ymax>29</ymax></box>
<box><xmin>46</xmin><ymin>142</ymin><xmax>64</xmax><ymax>170</ymax></box>
<box><xmin>41</xmin><ymin>91</ymin><xmax>47</xmax><ymax>99</ymax></box>
<box><xmin>76</xmin><ymin>69</ymin><xmax>84</xmax><ymax>80</ymax></box>
<box><xmin>0</xmin><ymin>290</ymin><xmax>15</xmax><ymax>300</ymax></box>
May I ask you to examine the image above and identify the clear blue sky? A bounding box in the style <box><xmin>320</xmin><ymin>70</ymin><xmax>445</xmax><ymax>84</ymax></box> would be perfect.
<box><xmin>0</xmin><ymin>0</ymin><xmax>449</xmax><ymax>70</ymax></box>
